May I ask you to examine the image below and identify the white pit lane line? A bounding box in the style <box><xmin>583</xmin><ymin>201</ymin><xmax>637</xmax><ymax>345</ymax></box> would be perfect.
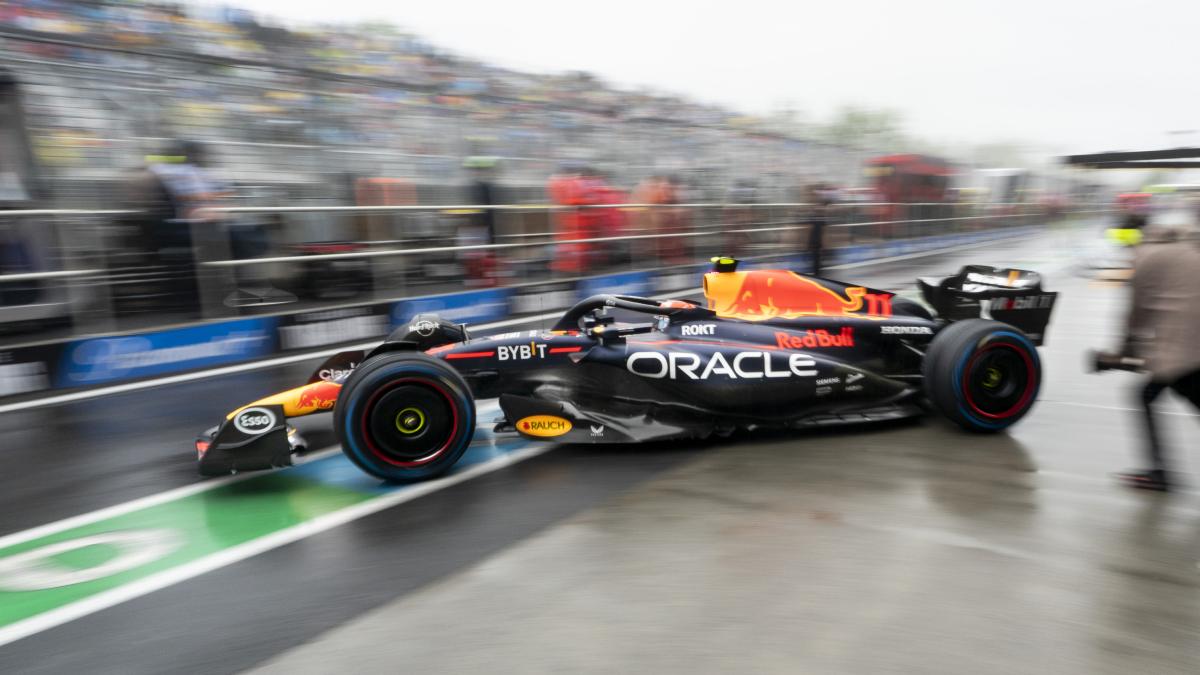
<box><xmin>0</xmin><ymin>403</ymin><xmax>563</xmax><ymax>648</ymax></box>
<box><xmin>0</xmin><ymin>399</ymin><xmax>499</xmax><ymax>550</ymax></box>
<box><xmin>0</xmin><ymin>442</ymin><xmax>557</xmax><ymax>648</ymax></box>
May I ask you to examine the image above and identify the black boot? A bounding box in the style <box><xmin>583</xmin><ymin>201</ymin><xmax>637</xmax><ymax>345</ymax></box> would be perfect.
<box><xmin>1116</xmin><ymin>469</ymin><xmax>1170</xmax><ymax>492</ymax></box>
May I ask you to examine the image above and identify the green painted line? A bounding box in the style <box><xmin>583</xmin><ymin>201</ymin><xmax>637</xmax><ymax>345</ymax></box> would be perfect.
<box><xmin>0</xmin><ymin>420</ymin><xmax>540</xmax><ymax>647</ymax></box>
<box><xmin>0</xmin><ymin>472</ymin><xmax>372</xmax><ymax>627</ymax></box>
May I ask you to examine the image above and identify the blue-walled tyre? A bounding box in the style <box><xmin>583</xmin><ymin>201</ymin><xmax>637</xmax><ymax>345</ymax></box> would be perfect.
<box><xmin>923</xmin><ymin>319</ymin><xmax>1041</xmax><ymax>432</ymax></box>
<box><xmin>334</xmin><ymin>352</ymin><xmax>475</xmax><ymax>481</ymax></box>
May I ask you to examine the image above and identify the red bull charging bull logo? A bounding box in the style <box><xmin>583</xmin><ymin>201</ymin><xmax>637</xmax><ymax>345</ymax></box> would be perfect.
<box><xmin>294</xmin><ymin>380</ymin><xmax>342</xmax><ymax>413</ymax></box>
<box><xmin>704</xmin><ymin>270</ymin><xmax>892</xmax><ymax>320</ymax></box>
<box><xmin>223</xmin><ymin>379</ymin><xmax>344</xmax><ymax>423</ymax></box>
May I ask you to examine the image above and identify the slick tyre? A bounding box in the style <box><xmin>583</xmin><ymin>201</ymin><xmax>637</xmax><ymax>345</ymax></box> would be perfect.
<box><xmin>334</xmin><ymin>352</ymin><xmax>475</xmax><ymax>481</ymax></box>
<box><xmin>923</xmin><ymin>319</ymin><xmax>1041</xmax><ymax>432</ymax></box>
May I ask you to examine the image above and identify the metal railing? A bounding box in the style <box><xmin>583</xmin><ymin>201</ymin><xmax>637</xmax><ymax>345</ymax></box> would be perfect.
<box><xmin>0</xmin><ymin>202</ymin><xmax>1101</xmax><ymax>344</ymax></box>
<box><xmin>198</xmin><ymin>209</ymin><xmax>1035</xmax><ymax>267</ymax></box>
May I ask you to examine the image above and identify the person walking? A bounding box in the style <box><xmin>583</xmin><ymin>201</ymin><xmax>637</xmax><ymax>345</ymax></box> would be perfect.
<box><xmin>1115</xmin><ymin>227</ymin><xmax>1200</xmax><ymax>491</ymax></box>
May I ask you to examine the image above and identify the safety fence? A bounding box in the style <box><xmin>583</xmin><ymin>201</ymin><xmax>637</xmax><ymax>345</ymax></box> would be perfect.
<box><xmin>0</xmin><ymin>201</ymin><xmax>1099</xmax><ymax>400</ymax></box>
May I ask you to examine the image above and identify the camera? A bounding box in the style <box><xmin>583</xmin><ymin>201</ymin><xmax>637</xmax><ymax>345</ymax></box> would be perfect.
<box><xmin>1088</xmin><ymin>349</ymin><xmax>1145</xmax><ymax>373</ymax></box>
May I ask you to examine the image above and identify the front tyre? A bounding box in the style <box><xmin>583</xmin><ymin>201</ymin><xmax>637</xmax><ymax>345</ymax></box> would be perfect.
<box><xmin>334</xmin><ymin>352</ymin><xmax>475</xmax><ymax>481</ymax></box>
<box><xmin>923</xmin><ymin>319</ymin><xmax>1041</xmax><ymax>432</ymax></box>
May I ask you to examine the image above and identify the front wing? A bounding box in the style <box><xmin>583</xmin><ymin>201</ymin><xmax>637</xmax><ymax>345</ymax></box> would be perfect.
<box><xmin>196</xmin><ymin>350</ymin><xmax>361</xmax><ymax>475</ymax></box>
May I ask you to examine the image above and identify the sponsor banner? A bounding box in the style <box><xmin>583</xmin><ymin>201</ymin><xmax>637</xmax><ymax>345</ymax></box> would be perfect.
<box><xmin>58</xmin><ymin>318</ymin><xmax>277</xmax><ymax>387</ymax></box>
<box><xmin>576</xmin><ymin>271</ymin><xmax>653</xmax><ymax>300</ymax></box>
<box><xmin>391</xmin><ymin>288</ymin><xmax>511</xmax><ymax>328</ymax></box>
<box><xmin>786</xmin><ymin>253</ymin><xmax>812</xmax><ymax>270</ymax></box>
<box><xmin>509</xmin><ymin>281</ymin><xmax>576</xmax><ymax>315</ymax></box>
<box><xmin>834</xmin><ymin>245</ymin><xmax>872</xmax><ymax>265</ymax></box>
<box><xmin>0</xmin><ymin>345</ymin><xmax>58</xmax><ymax>398</ymax></box>
<box><xmin>277</xmin><ymin>305</ymin><xmax>391</xmax><ymax>351</ymax></box>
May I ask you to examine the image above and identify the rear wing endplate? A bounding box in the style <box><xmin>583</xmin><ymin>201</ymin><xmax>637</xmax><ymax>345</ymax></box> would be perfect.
<box><xmin>919</xmin><ymin>265</ymin><xmax>1057</xmax><ymax>345</ymax></box>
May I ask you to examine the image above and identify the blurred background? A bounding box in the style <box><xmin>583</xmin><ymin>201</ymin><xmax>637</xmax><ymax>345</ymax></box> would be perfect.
<box><xmin>6</xmin><ymin>3</ymin><xmax>1200</xmax><ymax>673</ymax></box>
<box><xmin>0</xmin><ymin>0</ymin><xmax>1134</xmax><ymax>354</ymax></box>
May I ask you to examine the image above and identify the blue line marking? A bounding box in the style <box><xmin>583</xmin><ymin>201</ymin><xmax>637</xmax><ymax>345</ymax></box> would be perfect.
<box><xmin>290</xmin><ymin>436</ymin><xmax>539</xmax><ymax>494</ymax></box>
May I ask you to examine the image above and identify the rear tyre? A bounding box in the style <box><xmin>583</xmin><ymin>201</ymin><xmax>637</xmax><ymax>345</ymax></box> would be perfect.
<box><xmin>923</xmin><ymin>319</ymin><xmax>1041</xmax><ymax>432</ymax></box>
<box><xmin>334</xmin><ymin>352</ymin><xmax>475</xmax><ymax>481</ymax></box>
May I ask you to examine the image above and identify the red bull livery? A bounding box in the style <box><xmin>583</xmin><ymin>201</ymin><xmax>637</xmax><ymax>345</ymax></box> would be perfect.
<box><xmin>196</xmin><ymin>259</ymin><xmax>1057</xmax><ymax>481</ymax></box>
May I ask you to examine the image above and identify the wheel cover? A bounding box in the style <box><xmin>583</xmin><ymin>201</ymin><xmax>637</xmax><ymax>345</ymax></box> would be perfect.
<box><xmin>359</xmin><ymin>378</ymin><xmax>461</xmax><ymax>467</ymax></box>
<box><xmin>961</xmin><ymin>342</ymin><xmax>1036</xmax><ymax>419</ymax></box>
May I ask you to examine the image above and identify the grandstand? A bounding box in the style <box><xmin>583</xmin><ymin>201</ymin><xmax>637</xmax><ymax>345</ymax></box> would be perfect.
<box><xmin>0</xmin><ymin>0</ymin><xmax>865</xmax><ymax>207</ymax></box>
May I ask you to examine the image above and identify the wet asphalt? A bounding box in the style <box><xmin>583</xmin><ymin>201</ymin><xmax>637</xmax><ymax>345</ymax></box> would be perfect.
<box><xmin>10</xmin><ymin>222</ymin><xmax>1198</xmax><ymax>674</ymax></box>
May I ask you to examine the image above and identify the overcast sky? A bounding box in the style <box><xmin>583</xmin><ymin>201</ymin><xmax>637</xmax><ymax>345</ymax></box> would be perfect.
<box><xmin>227</xmin><ymin>0</ymin><xmax>1199</xmax><ymax>158</ymax></box>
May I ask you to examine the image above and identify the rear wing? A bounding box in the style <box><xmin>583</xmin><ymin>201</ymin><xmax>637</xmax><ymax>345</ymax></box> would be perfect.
<box><xmin>919</xmin><ymin>265</ymin><xmax>1057</xmax><ymax>345</ymax></box>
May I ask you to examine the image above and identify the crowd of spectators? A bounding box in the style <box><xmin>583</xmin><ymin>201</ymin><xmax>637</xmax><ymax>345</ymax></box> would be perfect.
<box><xmin>0</xmin><ymin>1</ymin><xmax>733</xmax><ymax>124</ymax></box>
<box><xmin>0</xmin><ymin>0</ymin><xmax>830</xmax><ymax>193</ymax></box>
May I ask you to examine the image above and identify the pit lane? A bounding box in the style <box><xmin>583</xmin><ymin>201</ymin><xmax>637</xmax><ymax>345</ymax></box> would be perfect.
<box><xmin>6</xmin><ymin>221</ymin><xmax>1198</xmax><ymax>674</ymax></box>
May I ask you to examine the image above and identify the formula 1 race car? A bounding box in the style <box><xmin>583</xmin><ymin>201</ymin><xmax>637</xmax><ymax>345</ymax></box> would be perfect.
<box><xmin>196</xmin><ymin>259</ymin><xmax>1058</xmax><ymax>481</ymax></box>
